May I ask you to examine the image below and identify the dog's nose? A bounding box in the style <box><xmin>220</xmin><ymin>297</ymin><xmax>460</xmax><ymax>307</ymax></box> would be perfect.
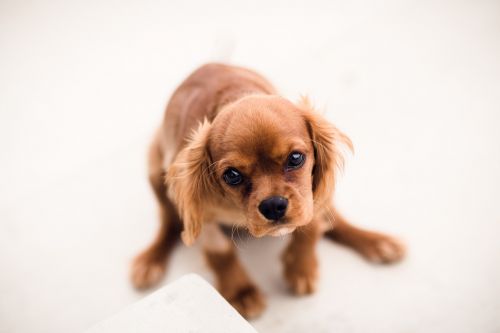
<box><xmin>258</xmin><ymin>196</ymin><xmax>288</xmax><ymax>221</ymax></box>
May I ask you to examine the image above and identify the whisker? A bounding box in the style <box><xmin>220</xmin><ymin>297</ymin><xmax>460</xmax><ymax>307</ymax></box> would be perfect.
<box><xmin>324</xmin><ymin>206</ymin><xmax>336</xmax><ymax>232</ymax></box>
<box><xmin>231</xmin><ymin>224</ymin><xmax>241</xmax><ymax>250</ymax></box>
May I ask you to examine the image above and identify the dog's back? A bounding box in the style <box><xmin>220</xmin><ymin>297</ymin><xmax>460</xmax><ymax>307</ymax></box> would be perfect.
<box><xmin>159</xmin><ymin>63</ymin><xmax>276</xmax><ymax>160</ymax></box>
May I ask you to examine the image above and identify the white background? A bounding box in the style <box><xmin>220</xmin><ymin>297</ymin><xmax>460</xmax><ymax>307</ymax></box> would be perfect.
<box><xmin>1</xmin><ymin>0</ymin><xmax>499</xmax><ymax>332</ymax></box>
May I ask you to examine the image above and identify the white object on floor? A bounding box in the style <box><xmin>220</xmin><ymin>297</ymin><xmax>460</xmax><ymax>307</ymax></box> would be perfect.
<box><xmin>86</xmin><ymin>274</ymin><xmax>258</xmax><ymax>333</ymax></box>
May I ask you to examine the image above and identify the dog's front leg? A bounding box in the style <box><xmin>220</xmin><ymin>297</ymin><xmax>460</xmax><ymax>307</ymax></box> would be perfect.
<box><xmin>200</xmin><ymin>223</ymin><xmax>266</xmax><ymax>319</ymax></box>
<box><xmin>282</xmin><ymin>220</ymin><xmax>321</xmax><ymax>295</ymax></box>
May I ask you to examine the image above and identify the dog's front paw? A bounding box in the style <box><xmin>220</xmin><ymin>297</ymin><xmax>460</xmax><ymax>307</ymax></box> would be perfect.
<box><xmin>358</xmin><ymin>234</ymin><xmax>406</xmax><ymax>264</ymax></box>
<box><xmin>224</xmin><ymin>284</ymin><xmax>266</xmax><ymax>319</ymax></box>
<box><xmin>282</xmin><ymin>250</ymin><xmax>318</xmax><ymax>295</ymax></box>
<box><xmin>130</xmin><ymin>251</ymin><xmax>167</xmax><ymax>290</ymax></box>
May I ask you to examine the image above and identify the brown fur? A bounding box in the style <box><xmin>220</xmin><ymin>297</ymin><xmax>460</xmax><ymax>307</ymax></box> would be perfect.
<box><xmin>130</xmin><ymin>63</ymin><xmax>405</xmax><ymax>318</ymax></box>
<box><xmin>205</xmin><ymin>249</ymin><xmax>266</xmax><ymax>317</ymax></box>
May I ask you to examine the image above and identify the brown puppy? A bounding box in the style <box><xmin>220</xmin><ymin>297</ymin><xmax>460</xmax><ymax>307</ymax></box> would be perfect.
<box><xmin>130</xmin><ymin>63</ymin><xmax>405</xmax><ymax>318</ymax></box>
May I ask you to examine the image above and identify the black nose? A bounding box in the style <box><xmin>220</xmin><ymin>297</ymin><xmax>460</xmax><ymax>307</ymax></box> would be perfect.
<box><xmin>258</xmin><ymin>196</ymin><xmax>288</xmax><ymax>221</ymax></box>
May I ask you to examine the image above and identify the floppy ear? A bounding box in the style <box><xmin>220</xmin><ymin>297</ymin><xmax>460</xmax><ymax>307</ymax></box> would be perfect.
<box><xmin>166</xmin><ymin>119</ymin><xmax>217</xmax><ymax>246</ymax></box>
<box><xmin>298</xmin><ymin>97</ymin><xmax>353</xmax><ymax>206</ymax></box>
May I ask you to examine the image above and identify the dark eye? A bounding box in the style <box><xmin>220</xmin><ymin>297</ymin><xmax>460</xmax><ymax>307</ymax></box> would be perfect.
<box><xmin>223</xmin><ymin>168</ymin><xmax>243</xmax><ymax>186</ymax></box>
<box><xmin>286</xmin><ymin>152</ymin><xmax>305</xmax><ymax>170</ymax></box>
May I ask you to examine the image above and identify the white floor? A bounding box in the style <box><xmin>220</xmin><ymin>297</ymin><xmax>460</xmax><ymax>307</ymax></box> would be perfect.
<box><xmin>1</xmin><ymin>0</ymin><xmax>500</xmax><ymax>332</ymax></box>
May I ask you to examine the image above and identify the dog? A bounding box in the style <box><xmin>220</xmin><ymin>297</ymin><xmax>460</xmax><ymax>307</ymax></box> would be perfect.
<box><xmin>130</xmin><ymin>63</ymin><xmax>405</xmax><ymax>318</ymax></box>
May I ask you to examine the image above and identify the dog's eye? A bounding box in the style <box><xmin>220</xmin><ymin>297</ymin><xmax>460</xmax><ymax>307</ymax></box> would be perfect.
<box><xmin>223</xmin><ymin>168</ymin><xmax>243</xmax><ymax>186</ymax></box>
<box><xmin>286</xmin><ymin>152</ymin><xmax>305</xmax><ymax>170</ymax></box>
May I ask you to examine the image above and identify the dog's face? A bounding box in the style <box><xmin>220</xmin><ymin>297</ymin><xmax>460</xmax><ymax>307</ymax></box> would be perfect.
<box><xmin>209</xmin><ymin>96</ymin><xmax>315</xmax><ymax>237</ymax></box>
<box><xmin>168</xmin><ymin>95</ymin><xmax>351</xmax><ymax>245</ymax></box>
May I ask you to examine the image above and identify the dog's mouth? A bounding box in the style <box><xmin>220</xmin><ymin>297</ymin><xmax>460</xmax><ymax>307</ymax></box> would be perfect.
<box><xmin>268</xmin><ymin>226</ymin><xmax>296</xmax><ymax>237</ymax></box>
<box><xmin>249</xmin><ymin>224</ymin><xmax>297</xmax><ymax>238</ymax></box>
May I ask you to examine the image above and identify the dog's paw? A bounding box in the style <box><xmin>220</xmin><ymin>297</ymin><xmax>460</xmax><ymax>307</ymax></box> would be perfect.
<box><xmin>358</xmin><ymin>234</ymin><xmax>406</xmax><ymax>264</ymax></box>
<box><xmin>130</xmin><ymin>252</ymin><xmax>166</xmax><ymax>290</ymax></box>
<box><xmin>226</xmin><ymin>284</ymin><xmax>266</xmax><ymax>319</ymax></box>
<box><xmin>284</xmin><ymin>265</ymin><xmax>318</xmax><ymax>295</ymax></box>
<box><xmin>282</xmin><ymin>251</ymin><xmax>318</xmax><ymax>295</ymax></box>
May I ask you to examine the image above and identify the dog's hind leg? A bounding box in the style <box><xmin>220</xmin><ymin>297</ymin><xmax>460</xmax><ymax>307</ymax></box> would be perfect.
<box><xmin>323</xmin><ymin>206</ymin><xmax>405</xmax><ymax>264</ymax></box>
<box><xmin>130</xmin><ymin>133</ymin><xmax>181</xmax><ymax>290</ymax></box>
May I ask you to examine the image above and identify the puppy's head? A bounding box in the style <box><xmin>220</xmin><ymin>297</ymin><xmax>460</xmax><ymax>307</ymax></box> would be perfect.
<box><xmin>168</xmin><ymin>95</ymin><xmax>352</xmax><ymax>245</ymax></box>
